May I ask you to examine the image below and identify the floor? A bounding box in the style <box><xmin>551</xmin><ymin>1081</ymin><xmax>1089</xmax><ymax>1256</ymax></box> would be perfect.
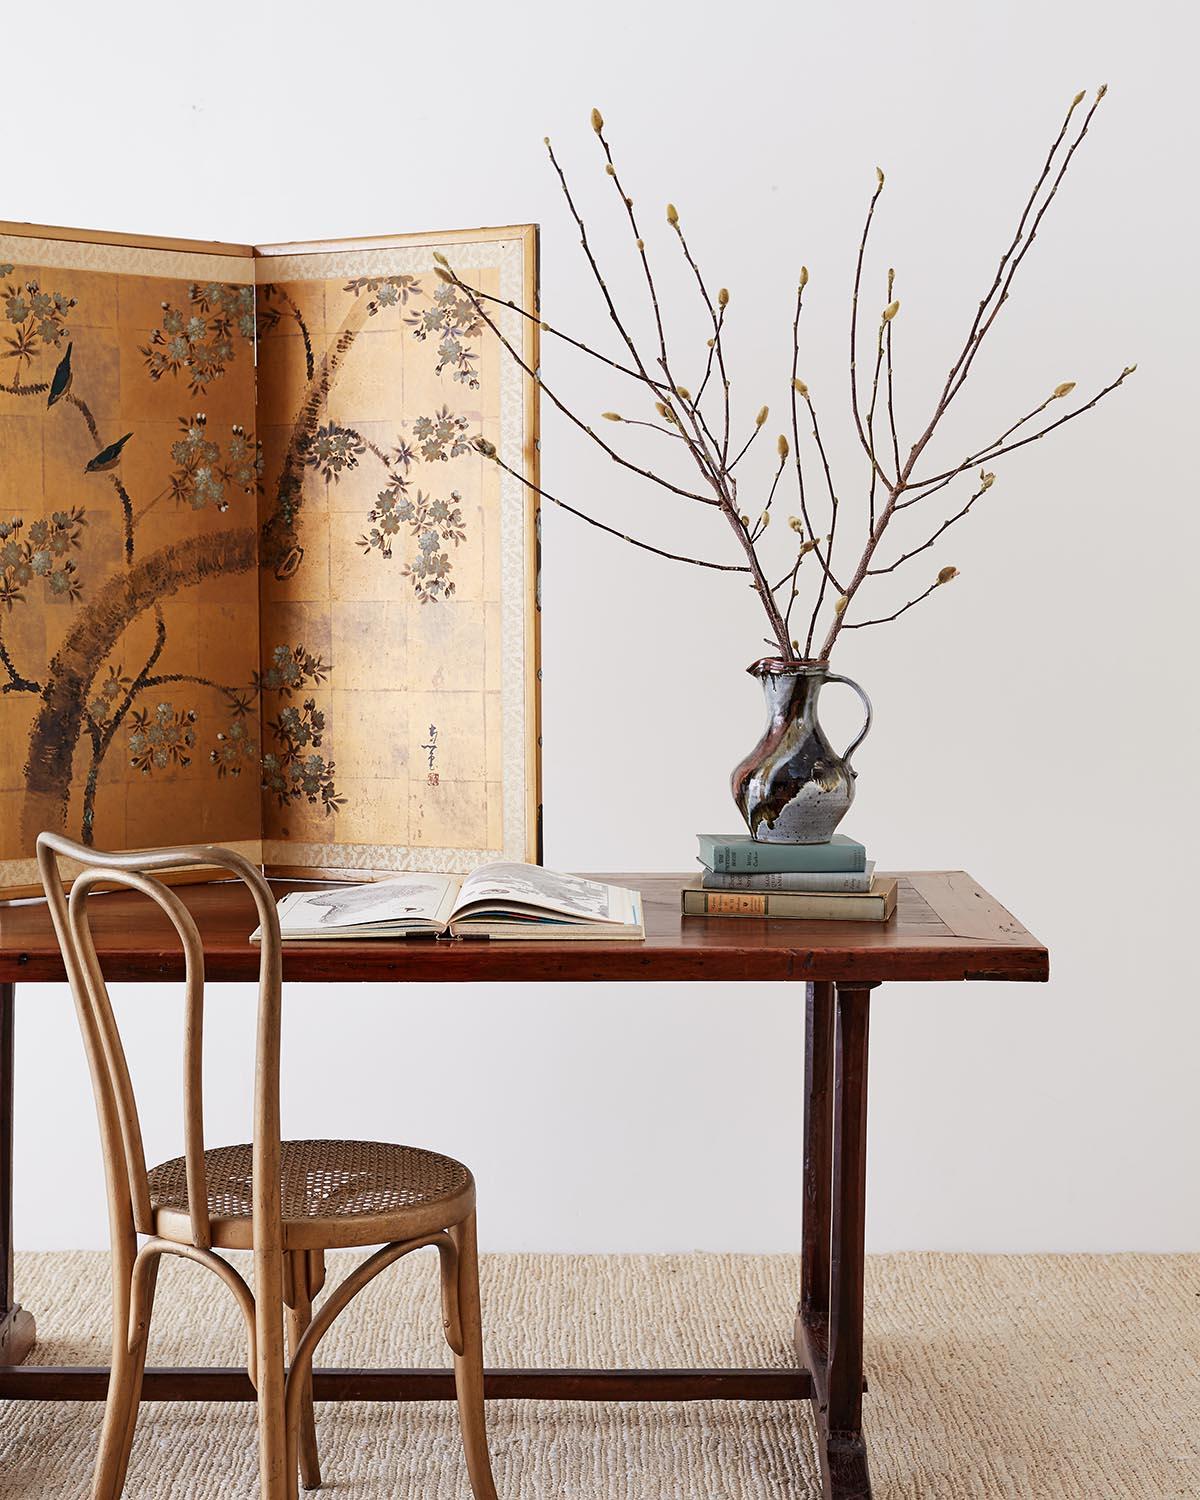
<box><xmin>1</xmin><ymin>1250</ymin><xmax>1197</xmax><ymax>1497</ymax></box>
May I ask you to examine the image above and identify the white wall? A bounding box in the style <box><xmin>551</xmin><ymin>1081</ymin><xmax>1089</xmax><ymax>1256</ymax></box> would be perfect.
<box><xmin>9</xmin><ymin>0</ymin><xmax>1198</xmax><ymax>1252</ymax></box>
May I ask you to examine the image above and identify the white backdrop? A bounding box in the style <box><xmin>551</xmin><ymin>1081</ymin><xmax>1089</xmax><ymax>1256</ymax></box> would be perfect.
<box><xmin>8</xmin><ymin>0</ymin><xmax>1197</xmax><ymax>1251</ymax></box>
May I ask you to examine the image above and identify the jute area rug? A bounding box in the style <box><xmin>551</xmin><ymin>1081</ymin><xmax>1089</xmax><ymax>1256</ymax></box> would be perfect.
<box><xmin>1</xmin><ymin>1251</ymin><xmax>1196</xmax><ymax>1497</ymax></box>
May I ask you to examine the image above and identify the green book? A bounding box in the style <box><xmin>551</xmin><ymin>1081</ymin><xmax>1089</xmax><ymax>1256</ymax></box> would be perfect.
<box><xmin>697</xmin><ymin>832</ymin><xmax>867</xmax><ymax>874</ymax></box>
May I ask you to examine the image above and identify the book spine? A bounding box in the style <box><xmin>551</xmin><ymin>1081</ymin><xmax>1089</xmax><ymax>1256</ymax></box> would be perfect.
<box><xmin>697</xmin><ymin>838</ymin><xmax>866</xmax><ymax>873</ymax></box>
<box><xmin>681</xmin><ymin>888</ymin><xmax>890</xmax><ymax>921</ymax></box>
<box><xmin>701</xmin><ymin>867</ymin><xmax>872</xmax><ymax>893</ymax></box>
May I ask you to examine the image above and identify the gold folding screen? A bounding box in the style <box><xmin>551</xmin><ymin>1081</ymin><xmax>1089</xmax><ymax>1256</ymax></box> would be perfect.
<box><xmin>0</xmin><ymin>222</ymin><xmax>540</xmax><ymax>896</ymax></box>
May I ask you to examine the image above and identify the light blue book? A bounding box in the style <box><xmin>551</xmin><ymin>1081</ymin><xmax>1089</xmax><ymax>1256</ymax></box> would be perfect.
<box><xmin>697</xmin><ymin>832</ymin><xmax>867</xmax><ymax>874</ymax></box>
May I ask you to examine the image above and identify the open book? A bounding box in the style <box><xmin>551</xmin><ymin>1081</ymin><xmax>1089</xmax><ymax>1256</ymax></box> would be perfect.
<box><xmin>259</xmin><ymin>864</ymin><xmax>644</xmax><ymax>942</ymax></box>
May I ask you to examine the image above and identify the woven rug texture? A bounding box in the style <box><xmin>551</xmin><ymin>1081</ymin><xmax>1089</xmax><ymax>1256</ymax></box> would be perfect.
<box><xmin>1</xmin><ymin>1250</ymin><xmax>1196</xmax><ymax>1497</ymax></box>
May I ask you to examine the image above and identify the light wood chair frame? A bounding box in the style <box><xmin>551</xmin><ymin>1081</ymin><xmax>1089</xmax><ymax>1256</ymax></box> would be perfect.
<box><xmin>36</xmin><ymin>833</ymin><xmax>498</xmax><ymax>1500</ymax></box>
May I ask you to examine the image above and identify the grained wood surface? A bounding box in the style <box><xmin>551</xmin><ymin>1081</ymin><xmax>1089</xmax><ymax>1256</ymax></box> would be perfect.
<box><xmin>0</xmin><ymin>1364</ymin><xmax>811</xmax><ymax>1403</ymax></box>
<box><xmin>0</xmin><ymin>872</ymin><xmax>1046</xmax><ymax>985</ymax></box>
<box><xmin>0</xmin><ymin>984</ymin><xmax>34</xmax><ymax>1365</ymax></box>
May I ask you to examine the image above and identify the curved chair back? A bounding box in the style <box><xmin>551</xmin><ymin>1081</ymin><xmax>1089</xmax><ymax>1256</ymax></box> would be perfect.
<box><xmin>35</xmin><ymin>835</ymin><xmax>283</xmax><ymax>1256</ymax></box>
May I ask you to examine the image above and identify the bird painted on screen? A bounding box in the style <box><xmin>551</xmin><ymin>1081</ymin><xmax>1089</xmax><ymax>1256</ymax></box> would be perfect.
<box><xmin>46</xmin><ymin>343</ymin><xmax>73</xmax><ymax>408</ymax></box>
<box><xmin>84</xmin><ymin>433</ymin><xmax>133</xmax><ymax>473</ymax></box>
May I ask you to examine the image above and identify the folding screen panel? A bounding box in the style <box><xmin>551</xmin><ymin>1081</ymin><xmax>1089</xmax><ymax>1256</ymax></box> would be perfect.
<box><xmin>0</xmin><ymin>222</ymin><xmax>540</xmax><ymax>896</ymax></box>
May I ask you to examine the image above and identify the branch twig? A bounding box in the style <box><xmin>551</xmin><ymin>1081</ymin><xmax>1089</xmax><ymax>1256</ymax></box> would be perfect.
<box><xmin>843</xmin><ymin>571</ymin><xmax>955</xmax><ymax>630</ymax></box>
<box><xmin>870</xmin><ymin>472</ymin><xmax>995</xmax><ymax>574</ymax></box>
<box><xmin>476</xmin><ymin>441</ymin><xmax>750</xmax><ymax>574</ymax></box>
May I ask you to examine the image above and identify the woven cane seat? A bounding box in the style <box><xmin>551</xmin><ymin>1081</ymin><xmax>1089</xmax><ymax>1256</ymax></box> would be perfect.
<box><xmin>147</xmin><ymin>1139</ymin><xmax>475</xmax><ymax>1251</ymax></box>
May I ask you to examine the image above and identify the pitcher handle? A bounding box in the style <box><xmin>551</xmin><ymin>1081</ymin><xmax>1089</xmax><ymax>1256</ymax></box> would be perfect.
<box><xmin>824</xmin><ymin>671</ymin><xmax>873</xmax><ymax>766</ymax></box>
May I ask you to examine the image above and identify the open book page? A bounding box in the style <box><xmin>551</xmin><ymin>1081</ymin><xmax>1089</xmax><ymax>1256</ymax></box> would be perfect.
<box><xmin>450</xmin><ymin>864</ymin><xmax>635</xmax><ymax>925</ymax></box>
<box><xmin>274</xmin><ymin>873</ymin><xmax>460</xmax><ymax>937</ymax></box>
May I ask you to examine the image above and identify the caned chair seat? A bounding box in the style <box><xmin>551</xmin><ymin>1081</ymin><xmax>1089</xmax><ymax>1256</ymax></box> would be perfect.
<box><xmin>147</xmin><ymin>1139</ymin><xmax>476</xmax><ymax>1250</ymax></box>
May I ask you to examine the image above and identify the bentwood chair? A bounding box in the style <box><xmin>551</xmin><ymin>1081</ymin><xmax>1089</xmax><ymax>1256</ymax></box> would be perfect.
<box><xmin>37</xmin><ymin>833</ymin><xmax>500</xmax><ymax>1500</ymax></box>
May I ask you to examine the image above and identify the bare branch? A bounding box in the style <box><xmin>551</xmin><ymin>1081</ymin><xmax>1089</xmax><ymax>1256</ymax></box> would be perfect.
<box><xmin>751</xmin><ymin>451</ymin><xmax>788</xmax><ymax>542</ymax></box>
<box><xmin>543</xmin><ymin>135</ymin><xmax>661</xmax><ymax>387</ymax></box>
<box><xmin>803</xmin><ymin>389</ymin><xmax>845</xmax><ymax>655</ymax></box>
<box><xmin>605</xmin><ymin>413</ymin><xmax>685</xmax><ymax>440</ymax></box>
<box><xmin>415</xmin><ymin>275</ymin><xmax>666</xmax><ymax>390</ymax></box>
<box><xmin>906</xmin><ymin>366</ymin><xmax>1134</xmax><ymax>492</ymax></box>
<box><xmin>476</xmin><ymin>441</ymin><xmax>750</xmax><ymax>574</ymax></box>
<box><xmin>943</xmin><ymin>90</ymin><xmax>1107</xmax><ymax>410</ymax></box>
<box><xmin>694</xmin><ymin>301</ymin><xmax>725</xmax><ymax>408</ymax></box>
<box><xmin>439</xmin><ymin>263</ymin><xmax>716</xmax><ymax>506</ymax></box>
<box><xmin>900</xmin><ymin>88</ymin><xmax>1106</xmax><ymax>482</ymax></box>
<box><xmin>592</xmin><ymin>126</ymin><xmax>734</xmax><ymax>503</ymax></box>
<box><xmin>843</xmin><ymin>570</ymin><xmax>957</xmax><ymax>630</ymax></box>
<box><xmin>849</xmin><ymin>170</ymin><xmax>894</xmax><ymax>486</ymax></box>
<box><xmin>820</xmin><ymin>89</ymin><xmax>1118</xmax><ymax>661</ymax></box>
<box><xmin>788</xmin><ymin>276</ymin><xmax>843</xmax><ymax>613</ymax></box>
<box><xmin>666</xmin><ymin>214</ymin><xmax>733</xmax><ymax>462</ymax></box>
<box><xmin>728</xmin><ymin>406</ymin><xmax>769</xmax><ymax>472</ymax></box>
<box><xmin>869</xmin><ymin>472</ymin><xmax>995</xmax><ymax>574</ymax></box>
<box><xmin>865</xmin><ymin>304</ymin><xmax>889</xmax><ymax>528</ymax></box>
<box><xmin>884</xmin><ymin>270</ymin><xmax>901</xmax><ymax>477</ymax></box>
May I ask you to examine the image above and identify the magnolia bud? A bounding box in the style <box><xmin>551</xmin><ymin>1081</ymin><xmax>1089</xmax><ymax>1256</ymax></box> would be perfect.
<box><xmin>666</xmin><ymin>203</ymin><xmax>679</xmax><ymax>226</ymax></box>
<box><xmin>1097</xmin><ymin>83</ymin><xmax>1108</xmax><ymax>99</ymax></box>
<box><xmin>434</xmin><ymin>266</ymin><xmax>454</xmax><ymax>283</ymax></box>
<box><xmin>591</xmin><ymin>107</ymin><xmax>604</xmax><ymax>132</ymax></box>
<box><xmin>636</xmin><ymin>238</ymin><xmax>644</xmax><ymax>250</ymax></box>
<box><xmin>937</xmin><ymin>565</ymin><xmax>959</xmax><ymax>586</ymax></box>
<box><xmin>718</xmin><ymin>287</ymin><xmax>729</xmax><ymax>307</ymax></box>
<box><xmin>788</xmin><ymin>516</ymin><xmax>803</xmax><ymax>533</ymax></box>
<box><xmin>756</xmin><ymin>405</ymin><xmax>768</xmax><ymax>426</ymax></box>
<box><xmin>605</xmin><ymin>163</ymin><xmax>615</xmax><ymax>176</ymax></box>
<box><xmin>475</xmin><ymin>437</ymin><xmax>497</xmax><ymax>458</ymax></box>
<box><xmin>793</xmin><ymin>378</ymin><xmax>808</xmax><ymax>398</ymax></box>
<box><xmin>1072</xmin><ymin>89</ymin><xmax>1086</xmax><ymax>105</ymax></box>
<box><xmin>602</xmin><ymin>412</ymin><xmax>623</xmax><ymax>422</ymax></box>
<box><xmin>882</xmin><ymin>300</ymin><xmax>900</xmax><ymax>322</ymax></box>
<box><xmin>1052</xmin><ymin>381</ymin><xmax>1076</xmax><ymax>399</ymax></box>
<box><xmin>979</xmin><ymin>471</ymin><xmax>995</xmax><ymax>490</ymax></box>
<box><xmin>798</xmin><ymin>265</ymin><xmax>809</xmax><ymax>287</ymax></box>
<box><xmin>1123</xmin><ymin>364</ymin><xmax>1137</xmax><ymax>376</ymax></box>
<box><xmin>432</xmin><ymin>251</ymin><xmax>449</xmax><ymax>267</ymax></box>
<box><xmin>758</xmin><ymin>511</ymin><xmax>770</xmax><ymax>529</ymax></box>
<box><xmin>778</xmin><ymin>434</ymin><xmax>789</xmax><ymax>458</ymax></box>
<box><xmin>675</xmin><ymin>386</ymin><xmax>691</xmax><ymax>400</ymax></box>
<box><xmin>740</xmin><ymin>514</ymin><xmax>750</xmax><ymax>528</ymax></box>
<box><xmin>876</xmin><ymin>166</ymin><xmax>885</xmax><ymax>187</ymax></box>
<box><xmin>834</xmin><ymin>595</ymin><xmax>848</xmax><ymax>616</ymax></box>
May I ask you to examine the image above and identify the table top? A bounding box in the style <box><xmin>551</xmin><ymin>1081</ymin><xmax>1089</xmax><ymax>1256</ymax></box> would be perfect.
<box><xmin>0</xmin><ymin>872</ymin><xmax>1047</xmax><ymax>985</ymax></box>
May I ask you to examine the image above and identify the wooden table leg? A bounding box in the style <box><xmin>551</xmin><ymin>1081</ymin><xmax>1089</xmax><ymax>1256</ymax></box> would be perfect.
<box><xmin>0</xmin><ymin>982</ymin><xmax>35</xmax><ymax>1365</ymax></box>
<box><xmin>800</xmin><ymin>982</ymin><xmax>835</xmax><ymax>1339</ymax></box>
<box><xmin>795</xmin><ymin>980</ymin><xmax>875</xmax><ymax>1500</ymax></box>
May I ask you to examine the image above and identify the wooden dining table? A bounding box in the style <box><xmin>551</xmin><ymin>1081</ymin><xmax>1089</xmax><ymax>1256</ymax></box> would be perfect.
<box><xmin>0</xmin><ymin>870</ymin><xmax>1046</xmax><ymax>1500</ymax></box>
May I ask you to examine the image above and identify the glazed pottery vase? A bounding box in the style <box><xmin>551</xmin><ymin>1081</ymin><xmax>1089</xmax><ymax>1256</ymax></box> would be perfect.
<box><xmin>731</xmin><ymin>659</ymin><xmax>873</xmax><ymax>844</ymax></box>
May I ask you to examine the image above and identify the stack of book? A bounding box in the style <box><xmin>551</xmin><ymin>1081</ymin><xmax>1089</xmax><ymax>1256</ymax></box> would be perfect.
<box><xmin>681</xmin><ymin>833</ymin><xmax>897</xmax><ymax>922</ymax></box>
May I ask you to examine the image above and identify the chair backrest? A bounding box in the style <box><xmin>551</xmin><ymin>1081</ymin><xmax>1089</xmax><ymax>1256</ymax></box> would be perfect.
<box><xmin>36</xmin><ymin>834</ymin><xmax>283</xmax><ymax>1253</ymax></box>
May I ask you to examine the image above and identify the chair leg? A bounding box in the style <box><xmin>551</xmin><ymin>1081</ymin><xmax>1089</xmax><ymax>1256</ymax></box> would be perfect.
<box><xmin>448</xmin><ymin>1212</ymin><xmax>499</xmax><ymax>1500</ymax></box>
<box><xmin>255</xmin><ymin>1250</ymin><xmax>290</xmax><ymax>1500</ymax></box>
<box><xmin>285</xmin><ymin>1250</ymin><xmax>322</xmax><ymax>1491</ymax></box>
<box><xmin>92</xmin><ymin>1245</ymin><xmax>156</xmax><ymax>1500</ymax></box>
